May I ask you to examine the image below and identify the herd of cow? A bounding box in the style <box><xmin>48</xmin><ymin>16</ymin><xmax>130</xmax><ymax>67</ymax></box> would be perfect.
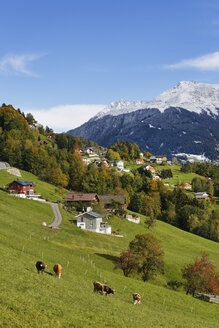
<box><xmin>93</xmin><ymin>281</ymin><xmax>141</xmax><ymax>304</ymax></box>
<box><xmin>35</xmin><ymin>261</ymin><xmax>62</xmax><ymax>278</ymax></box>
<box><xmin>36</xmin><ymin>261</ymin><xmax>141</xmax><ymax>304</ymax></box>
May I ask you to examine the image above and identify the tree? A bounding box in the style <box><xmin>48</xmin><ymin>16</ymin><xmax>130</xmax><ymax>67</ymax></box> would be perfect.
<box><xmin>129</xmin><ymin>234</ymin><xmax>164</xmax><ymax>281</ymax></box>
<box><xmin>160</xmin><ymin>169</ymin><xmax>173</xmax><ymax>179</ymax></box>
<box><xmin>68</xmin><ymin>154</ymin><xmax>85</xmax><ymax>191</ymax></box>
<box><xmin>181</xmin><ymin>253</ymin><xmax>219</xmax><ymax>296</ymax></box>
<box><xmin>114</xmin><ymin>251</ymin><xmax>140</xmax><ymax>277</ymax></box>
<box><xmin>25</xmin><ymin>113</ymin><xmax>37</xmax><ymax>126</ymax></box>
<box><xmin>129</xmin><ymin>193</ymin><xmax>143</xmax><ymax>213</ymax></box>
<box><xmin>105</xmin><ymin>148</ymin><xmax>121</xmax><ymax>161</ymax></box>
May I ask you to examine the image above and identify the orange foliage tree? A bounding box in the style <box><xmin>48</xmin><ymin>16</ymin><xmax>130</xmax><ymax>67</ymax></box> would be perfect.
<box><xmin>181</xmin><ymin>253</ymin><xmax>219</xmax><ymax>296</ymax></box>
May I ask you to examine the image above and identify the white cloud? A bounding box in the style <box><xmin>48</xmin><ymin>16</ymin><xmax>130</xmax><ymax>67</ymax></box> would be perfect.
<box><xmin>0</xmin><ymin>53</ymin><xmax>44</xmax><ymax>76</ymax></box>
<box><xmin>165</xmin><ymin>52</ymin><xmax>219</xmax><ymax>70</ymax></box>
<box><xmin>23</xmin><ymin>104</ymin><xmax>106</xmax><ymax>132</ymax></box>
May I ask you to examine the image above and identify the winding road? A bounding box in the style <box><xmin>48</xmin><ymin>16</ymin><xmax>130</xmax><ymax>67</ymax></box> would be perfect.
<box><xmin>48</xmin><ymin>203</ymin><xmax>62</xmax><ymax>228</ymax></box>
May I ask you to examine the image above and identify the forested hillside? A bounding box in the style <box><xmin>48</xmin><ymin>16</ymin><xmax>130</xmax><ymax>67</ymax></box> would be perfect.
<box><xmin>0</xmin><ymin>104</ymin><xmax>218</xmax><ymax>242</ymax></box>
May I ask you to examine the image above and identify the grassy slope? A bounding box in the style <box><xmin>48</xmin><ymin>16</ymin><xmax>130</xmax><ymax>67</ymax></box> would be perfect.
<box><xmin>0</xmin><ymin>170</ymin><xmax>219</xmax><ymax>327</ymax></box>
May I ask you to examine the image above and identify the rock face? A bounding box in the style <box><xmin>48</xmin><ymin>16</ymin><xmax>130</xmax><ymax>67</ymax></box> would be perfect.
<box><xmin>67</xmin><ymin>81</ymin><xmax>219</xmax><ymax>159</ymax></box>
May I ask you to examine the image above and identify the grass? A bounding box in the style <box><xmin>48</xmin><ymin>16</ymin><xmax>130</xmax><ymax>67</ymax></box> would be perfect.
<box><xmin>0</xmin><ymin>169</ymin><xmax>219</xmax><ymax>327</ymax></box>
<box><xmin>153</xmin><ymin>164</ymin><xmax>204</xmax><ymax>186</ymax></box>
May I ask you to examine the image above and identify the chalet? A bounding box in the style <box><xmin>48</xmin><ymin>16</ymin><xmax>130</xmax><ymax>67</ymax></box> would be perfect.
<box><xmin>36</xmin><ymin>140</ymin><xmax>47</xmax><ymax>146</ymax></box>
<box><xmin>76</xmin><ymin>211</ymin><xmax>111</xmax><ymax>234</ymax></box>
<box><xmin>136</xmin><ymin>158</ymin><xmax>144</xmax><ymax>165</ymax></box>
<box><xmin>195</xmin><ymin>192</ymin><xmax>216</xmax><ymax>205</ymax></box>
<box><xmin>109</xmin><ymin>160</ymin><xmax>124</xmax><ymax>170</ymax></box>
<box><xmin>64</xmin><ymin>193</ymin><xmax>99</xmax><ymax>209</ymax></box>
<box><xmin>99</xmin><ymin>194</ymin><xmax>126</xmax><ymax>210</ymax></box>
<box><xmin>150</xmin><ymin>155</ymin><xmax>167</xmax><ymax>164</ymax></box>
<box><xmin>145</xmin><ymin>165</ymin><xmax>156</xmax><ymax>173</ymax></box>
<box><xmin>152</xmin><ymin>174</ymin><xmax>161</xmax><ymax>181</ymax></box>
<box><xmin>7</xmin><ymin>179</ymin><xmax>35</xmax><ymax>196</ymax></box>
<box><xmin>82</xmin><ymin>147</ymin><xmax>99</xmax><ymax>156</ymax></box>
<box><xmin>195</xmin><ymin>192</ymin><xmax>210</xmax><ymax>199</ymax></box>
<box><xmin>184</xmin><ymin>182</ymin><xmax>192</xmax><ymax>190</ymax></box>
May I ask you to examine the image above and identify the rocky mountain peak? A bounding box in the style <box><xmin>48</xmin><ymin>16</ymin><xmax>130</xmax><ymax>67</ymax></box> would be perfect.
<box><xmin>93</xmin><ymin>81</ymin><xmax>219</xmax><ymax>121</ymax></box>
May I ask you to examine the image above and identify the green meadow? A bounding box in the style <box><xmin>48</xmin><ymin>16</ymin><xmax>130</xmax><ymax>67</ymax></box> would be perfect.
<box><xmin>0</xmin><ymin>169</ymin><xmax>219</xmax><ymax>327</ymax></box>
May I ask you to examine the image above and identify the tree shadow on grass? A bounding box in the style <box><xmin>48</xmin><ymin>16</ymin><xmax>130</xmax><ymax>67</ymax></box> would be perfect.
<box><xmin>95</xmin><ymin>253</ymin><xmax>118</xmax><ymax>264</ymax></box>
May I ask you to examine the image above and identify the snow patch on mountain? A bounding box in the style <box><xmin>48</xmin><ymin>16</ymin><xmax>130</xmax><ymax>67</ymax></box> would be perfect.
<box><xmin>93</xmin><ymin>81</ymin><xmax>219</xmax><ymax>120</ymax></box>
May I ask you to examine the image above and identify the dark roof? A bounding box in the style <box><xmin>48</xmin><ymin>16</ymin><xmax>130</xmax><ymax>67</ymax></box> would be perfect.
<box><xmin>99</xmin><ymin>194</ymin><xmax>126</xmax><ymax>205</ymax></box>
<box><xmin>77</xmin><ymin>211</ymin><xmax>102</xmax><ymax>219</ymax></box>
<box><xmin>8</xmin><ymin>179</ymin><xmax>35</xmax><ymax>186</ymax></box>
<box><xmin>64</xmin><ymin>193</ymin><xmax>98</xmax><ymax>202</ymax></box>
<box><xmin>87</xmin><ymin>211</ymin><xmax>102</xmax><ymax>218</ymax></box>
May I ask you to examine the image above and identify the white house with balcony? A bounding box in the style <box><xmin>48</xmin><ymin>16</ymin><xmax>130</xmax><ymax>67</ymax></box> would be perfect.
<box><xmin>76</xmin><ymin>211</ymin><xmax>111</xmax><ymax>235</ymax></box>
<box><xmin>109</xmin><ymin>160</ymin><xmax>124</xmax><ymax>170</ymax></box>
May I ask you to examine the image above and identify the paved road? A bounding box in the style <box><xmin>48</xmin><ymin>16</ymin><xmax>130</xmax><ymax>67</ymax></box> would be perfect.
<box><xmin>48</xmin><ymin>203</ymin><xmax>62</xmax><ymax>228</ymax></box>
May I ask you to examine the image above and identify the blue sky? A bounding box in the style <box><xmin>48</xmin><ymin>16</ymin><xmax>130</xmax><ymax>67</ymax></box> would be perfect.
<box><xmin>1</xmin><ymin>0</ymin><xmax>219</xmax><ymax>131</ymax></box>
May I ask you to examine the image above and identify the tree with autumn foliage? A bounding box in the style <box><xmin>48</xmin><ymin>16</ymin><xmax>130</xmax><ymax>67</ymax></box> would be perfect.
<box><xmin>114</xmin><ymin>251</ymin><xmax>140</xmax><ymax>277</ymax></box>
<box><xmin>181</xmin><ymin>253</ymin><xmax>219</xmax><ymax>296</ymax></box>
<box><xmin>115</xmin><ymin>234</ymin><xmax>164</xmax><ymax>281</ymax></box>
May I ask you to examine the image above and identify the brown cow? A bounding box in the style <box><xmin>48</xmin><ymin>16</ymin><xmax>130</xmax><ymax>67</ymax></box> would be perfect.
<box><xmin>93</xmin><ymin>281</ymin><xmax>104</xmax><ymax>295</ymax></box>
<box><xmin>133</xmin><ymin>293</ymin><xmax>141</xmax><ymax>304</ymax></box>
<box><xmin>53</xmin><ymin>264</ymin><xmax>62</xmax><ymax>279</ymax></box>
<box><xmin>103</xmin><ymin>285</ymin><xmax>115</xmax><ymax>296</ymax></box>
<box><xmin>93</xmin><ymin>281</ymin><xmax>115</xmax><ymax>296</ymax></box>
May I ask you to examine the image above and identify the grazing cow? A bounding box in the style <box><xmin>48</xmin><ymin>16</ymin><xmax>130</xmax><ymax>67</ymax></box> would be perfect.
<box><xmin>93</xmin><ymin>281</ymin><xmax>104</xmax><ymax>295</ymax></box>
<box><xmin>133</xmin><ymin>293</ymin><xmax>141</xmax><ymax>304</ymax></box>
<box><xmin>36</xmin><ymin>261</ymin><xmax>47</xmax><ymax>274</ymax></box>
<box><xmin>53</xmin><ymin>264</ymin><xmax>62</xmax><ymax>279</ymax></box>
<box><xmin>103</xmin><ymin>285</ymin><xmax>115</xmax><ymax>296</ymax></box>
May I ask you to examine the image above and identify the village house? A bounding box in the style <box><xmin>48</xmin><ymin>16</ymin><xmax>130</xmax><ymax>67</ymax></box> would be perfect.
<box><xmin>109</xmin><ymin>160</ymin><xmax>124</xmax><ymax>170</ymax></box>
<box><xmin>135</xmin><ymin>158</ymin><xmax>144</xmax><ymax>165</ymax></box>
<box><xmin>195</xmin><ymin>192</ymin><xmax>211</xmax><ymax>199</ymax></box>
<box><xmin>8</xmin><ymin>179</ymin><xmax>35</xmax><ymax>196</ymax></box>
<box><xmin>76</xmin><ymin>211</ymin><xmax>111</xmax><ymax>234</ymax></box>
<box><xmin>152</xmin><ymin>174</ymin><xmax>161</xmax><ymax>181</ymax></box>
<box><xmin>195</xmin><ymin>192</ymin><xmax>216</xmax><ymax>205</ymax></box>
<box><xmin>183</xmin><ymin>182</ymin><xmax>192</xmax><ymax>190</ymax></box>
<box><xmin>36</xmin><ymin>140</ymin><xmax>48</xmax><ymax>146</ymax></box>
<box><xmin>99</xmin><ymin>194</ymin><xmax>126</xmax><ymax>211</ymax></box>
<box><xmin>7</xmin><ymin>179</ymin><xmax>41</xmax><ymax>199</ymax></box>
<box><xmin>83</xmin><ymin>147</ymin><xmax>94</xmax><ymax>155</ymax></box>
<box><xmin>64</xmin><ymin>193</ymin><xmax>99</xmax><ymax>211</ymax></box>
<box><xmin>145</xmin><ymin>165</ymin><xmax>156</xmax><ymax>173</ymax></box>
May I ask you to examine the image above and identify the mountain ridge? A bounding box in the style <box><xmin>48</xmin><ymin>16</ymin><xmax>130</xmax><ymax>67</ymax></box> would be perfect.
<box><xmin>92</xmin><ymin>81</ymin><xmax>219</xmax><ymax>120</ymax></box>
<box><xmin>67</xmin><ymin>81</ymin><xmax>219</xmax><ymax>159</ymax></box>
